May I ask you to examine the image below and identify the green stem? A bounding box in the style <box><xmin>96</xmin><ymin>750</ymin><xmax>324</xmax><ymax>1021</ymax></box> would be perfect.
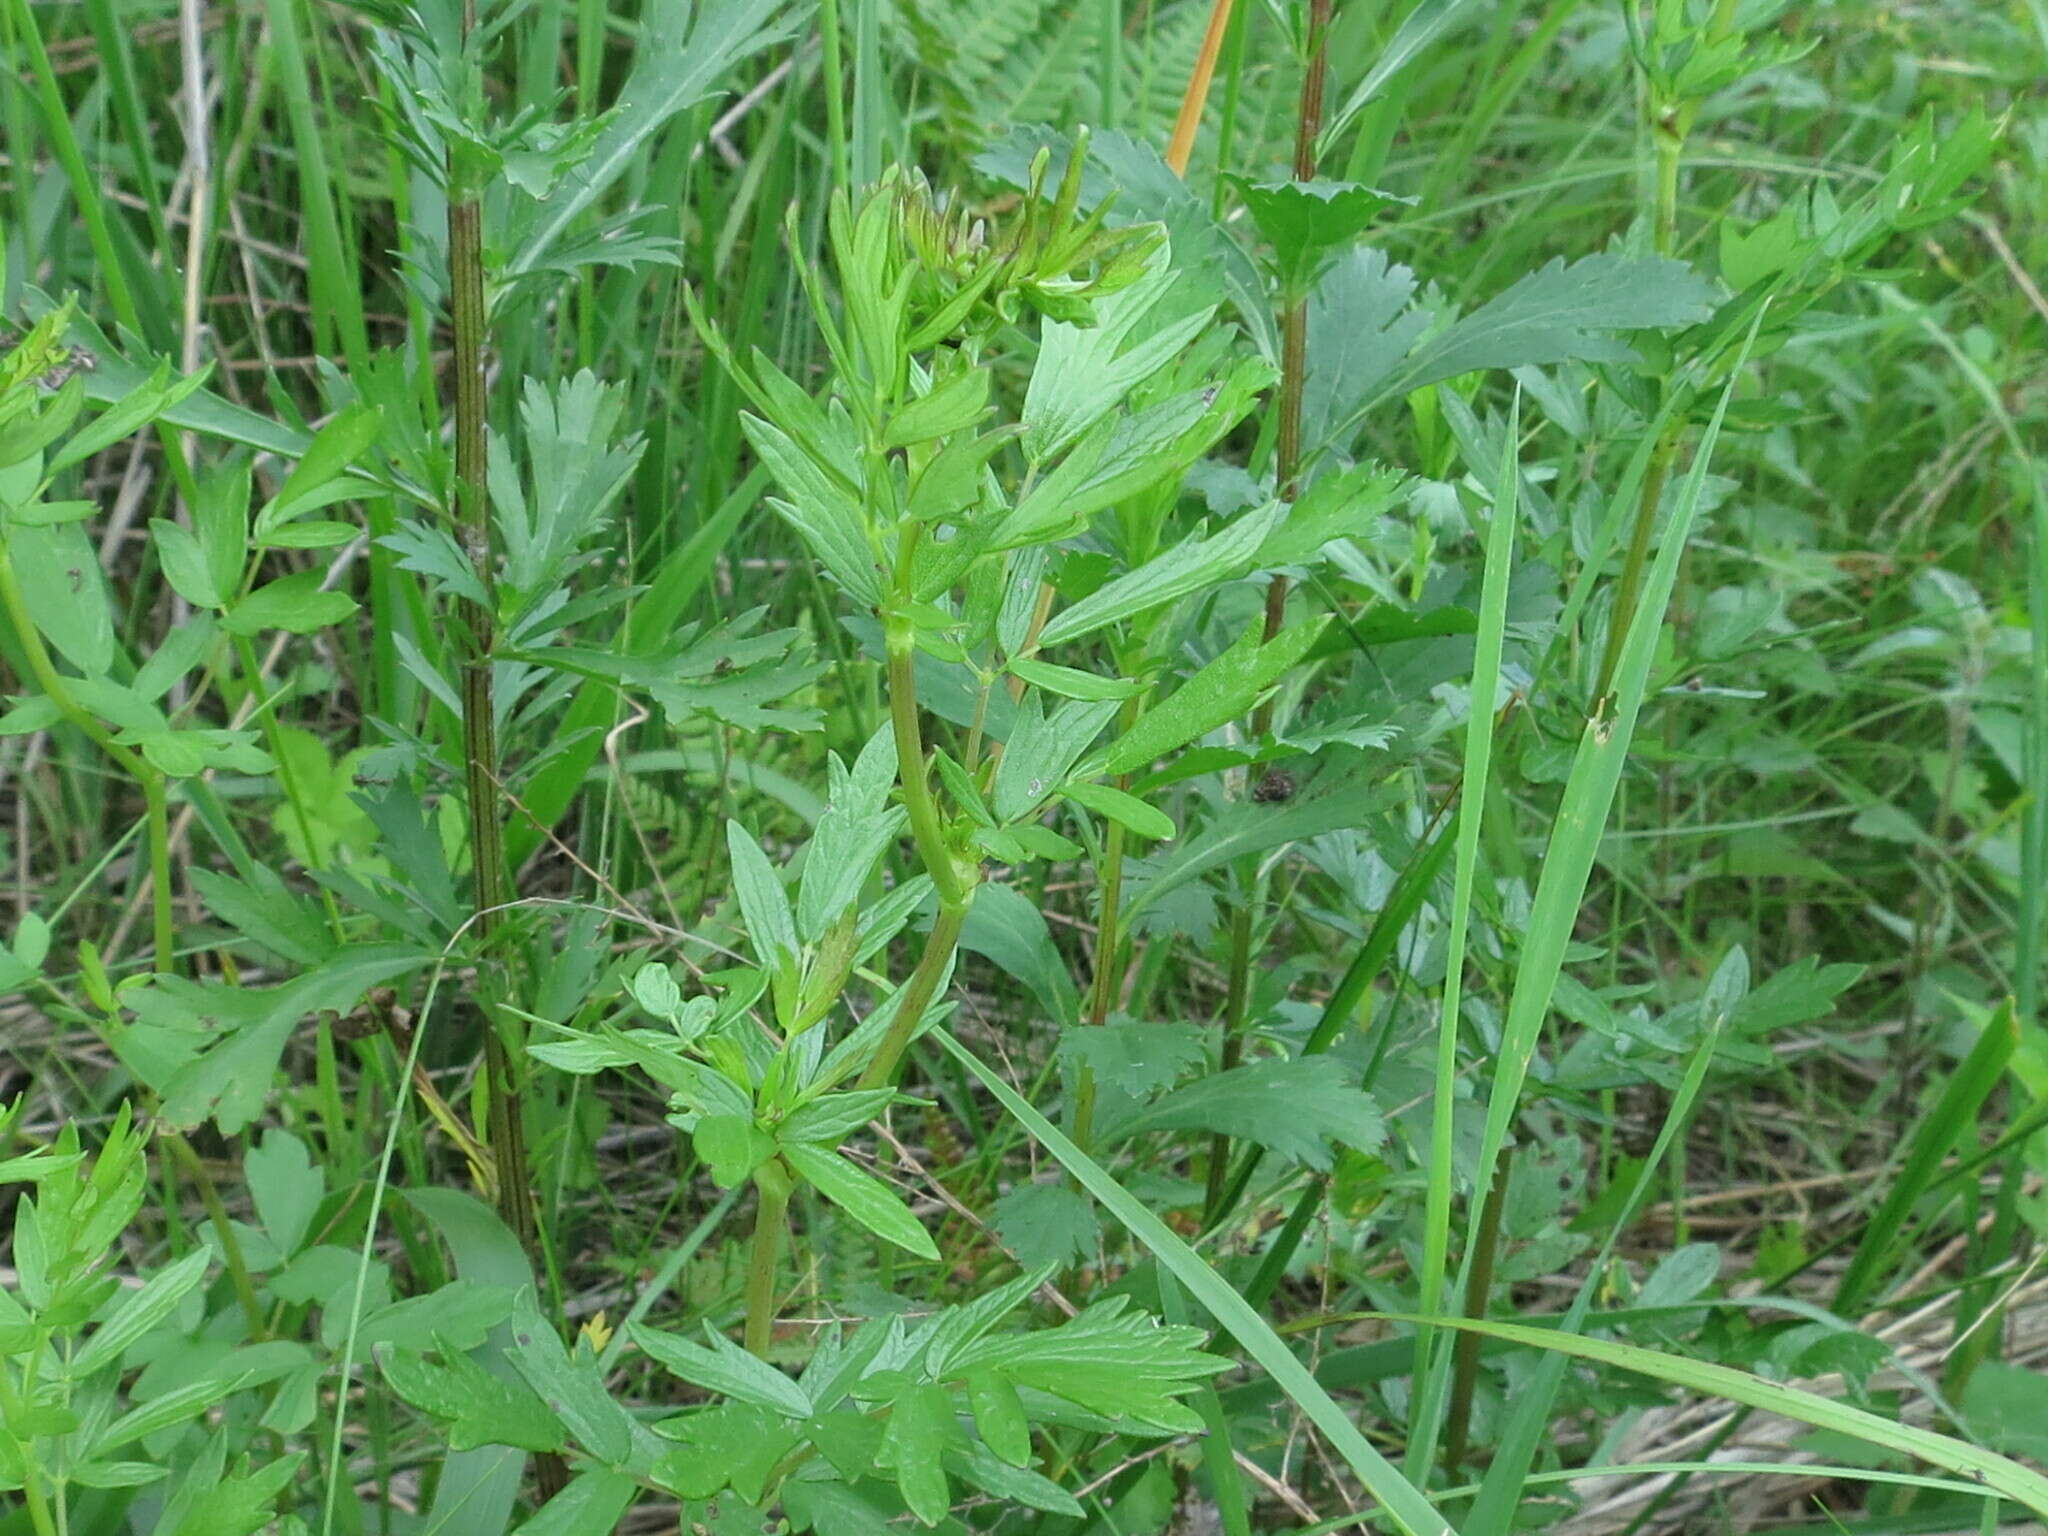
<box><xmin>744</xmin><ymin>1161</ymin><xmax>794</xmax><ymax>1357</ymax></box>
<box><xmin>858</xmin><ymin>898</ymin><xmax>969</xmax><ymax>1092</ymax></box>
<box><xmin>1095</xmin><ymin>0</ymin><xmax>1121</xmax><ymax>134</ymax></box>
<box><xmin>884</xmin><ymin>619</ymin><xmax>970</xmax><ymax>907</ymax></box>
<box><xmin>1242</xmin><ymin>1174</ymin><xmax>1321</xmax><ymax>1312</ymax></box>
<box><xmin>1444</xmin><ymin>1144</ymin><xmax>1513</xmax><ymax>1471</ymax></box>
<box><xmin>163</xmin><ymin>1131</ymin><xmax>267</xmax><ymax>1339</ymax></box>
<box><xmin>1085</xmin><ymin>817</ymin><xmax>1128</xmax><ymax>1032</ymax></box>
<box><xmin>1599</xmin><ymin>0</ymin><xmax>1737</xmax><ymax>706</ymax></box>
<box><xmin>0</xmin><ymin>1355</ymin><xmax>59</xmax><ymax>1536</ymax></box>
<box><xmin>1593</xmin><ymin>435</ymin><xmax>1677</xmax><ymax>708</ymax></box>
<box><xmin>143</xmin><ymin>775</ymin><xmax>174</xmax><ymax>976</ymax></box>
<box><xmin>1072</xmin><ymin>691</ymin><xmax>1144</xmax><ymax>1156</ymax></box>
<box><xmin>1209</xmin><ymin>0</ymin><xmax>1254</xmax><ymax>217</ymax></box>
<box><xmin>447</xmin><ymin>181</ymin><xmax>535</xmax><ymax>1249</ymax></box>
<box><xmin>818</xmin><ymin>0</ymin><xmax>850</xmax><ymax>192</ymax></box>
<box><xmin>1069</xmin><ymin>812</ymin><xmax>1125</xmax><ymax>1155</ymax></box>
<box><xmin>1203</xmin><ymin>900</ymin><xmax>1258</xmax><ymax>1221</ymax></box>
<box><xmin>230</xmin><ymin>634</ymin><xmax>345</xmax><ymax>938</ymax></box>
<box><xmin>859</xmin><ymin>599</ymin><xmax>980</xmax><ymax>1090</ymax></box>
<box><xmin>1593</xmin><ymin>78</ymin><xmax>1685</xmax><ymax>708</ymax></box>
<box><xmin>1247</xmin><ymin>0</ymin><xmax>1330</xmax><ymax>678</ymax></box>
<box><xmin>443</xmin><ymin>42</ymin><xmax>559</xmax><ymax>1493</ymax></box>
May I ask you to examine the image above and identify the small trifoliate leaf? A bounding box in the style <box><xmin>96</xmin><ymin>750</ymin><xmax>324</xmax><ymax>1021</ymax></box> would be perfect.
<box><xmin>779</xmin><ymin>1089</ymin><xmax>894</xmax><ymax>1145</ymax></box>
<box><xmin>727</xmin><ymin>824</ymin><xmax>798</xmax><ymax>964</ymax></box>
<box><xmin>695</xmin><ymin>1115</ymin><xmax>777</xmax><ymax>1190</ymax></box>
<box><xmin>952</xmin><ymin>1439</ymin><xmax>1083</xmax><ymax>1515</ymax></box>
<box><xmin>651</xmin><ymin>1402</ymin><xmax>800</xmax><ymax>1503</ymax></box>
<box><xmin>1036</xmin><ymin>500</ymin><xmax>1283</xmax><ymax>647</ymax></box>
<box><xmin>1256</xmin><ymin>462</ymin><xmax>1408</xmax><ymax>568</ymax></box>
<box><xmin>222</xmin><ymin>570</ymin><xmax>358</xmax><ymax>637</ymax></box>
<box><xmin>504</xmin><ymin>1298</ymin><xmax>639</xmax><ymax>1468</ymax></box>
<box><xmin>883</xmin><ymin>363</ymin><xmax>990</xmax><ymax>449</ymax></box>
<box><xmin>1729</xmin><ymin>956</ymin><xmax>1862</xmax><ymax>1037</ymax></box>
<box><xmin>355</xmin><ymin>1280</ymin><xmax>515</xmax><ymax>1353</ymax></box>
<box><xmin>149</xmin><ymin>520</ymin><xmax>226</xmax><ymax>608</ymax></box>
<box><xmin>966</xmin><ymin>1370</ymin><xmax>1033</xmax><ymax>1467</ymax></box>
<box><xmin>13</xmin><ymin>521</ymin><xmax>114</xmax><ymax>674</ymax></box>
<box><xmin>1005</xmin><ymin>656</ymin><xmax>1145</xmax><ymax>701</ymax></box>
<box><xmin>991</xmin><ymin>695</ymin><xmax>1119</xmax><ymax>822</ymax></box>
<box><xmin>508</xmin><ymin>1468</ymin><xmax>640</xmax><ymax>1536</ymax></box>
<box><xmin>1637</xmin><ymin>1243</ymin><xmax>1723</xmax><ymax>1310</ymax></box>
<box><xmin>1102</xmin><ymin>617</ymin><xmax>1328</xmax><ymax>776</ymax></box>
<box><xmin>72</xmin><ymin>1248</ymin><xmax>211</xmax><ymax>1376</ymax></box>
<box><xmin>265</xmin><ymin>401</ymin><xmax>380</xmax><ymax>525</ymax></box>
<box><xmin>1394</xmin><ymin>252</ymin><xmax>1717</xmax><ymax>395</ymax></box>
<box><xmin>166</xmin><ymin>1452</ymin><xmax>305</xmax><ymax>1536</ymax></box>
<box><xmin>1021</xmin><ymin>261</ymin><xmax>1209</xmax><ymax>462</ymax></box>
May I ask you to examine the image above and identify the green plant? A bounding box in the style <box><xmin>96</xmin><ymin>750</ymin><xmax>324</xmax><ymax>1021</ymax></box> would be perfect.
<box><xmin>5</xmin><ymin>0</ymin><xmax>2045</xmax><ymax>1531</ymax></box>
<box><xmin>0</xmin><ymin>1103</ymin><xmax>305</xmax><ymax>1535</ymax></box>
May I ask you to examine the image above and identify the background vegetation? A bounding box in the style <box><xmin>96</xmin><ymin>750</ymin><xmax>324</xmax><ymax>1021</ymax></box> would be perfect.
<box><xmin>1</xmin><ymin>0</ymin><xmax>2044</xmax><ymax>1533</ymax></box>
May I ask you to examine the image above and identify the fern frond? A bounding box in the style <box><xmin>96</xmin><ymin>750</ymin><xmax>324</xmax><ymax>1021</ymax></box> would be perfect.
<box><xmin>615</xmin><ymin>773</ymin><xmax>700</xmax><ymax>888</ymax></box>
<box><xmin>1122</xmin><ymin>0</ymin><xmax>1215</xmax><ymax>148</ymax></box>
<box><xmin>984</xmin><ymin>11</ymin><xmax>1099</xmax><ymax>136</ymax></box>
<box><xmin>901</xmin><ymin>0</ymin><xmax>1058</xmax><ymax>97</ymax></box>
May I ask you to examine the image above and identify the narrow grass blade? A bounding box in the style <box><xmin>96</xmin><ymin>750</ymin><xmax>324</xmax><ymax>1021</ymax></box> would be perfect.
<box><xmin>1876</xmin><ymin>282</ymin><xmax>2047</xmax><ymax>1030</ymax></box>
<box><xmin>1319</xmin><ymin>0</ymin><xmax>1482</xmax><ymax>156</ymax></box>
<box><xmin>262</xmin><ymin>0</ymin><xmax>371</xmax><ymax>374</ymax></box>
<box><xmin>1289</xmin><ymin>1462</ymin><xmax>2001</xmax><ymax>1536</ymax></box>
<box><xmin>851</xmin><ymin>0</ymin><xmax>887</xmax><ymax>191</ymax></box>
<box><xmin>937</xmin><ymin>1028</ymin><xmax>1457</xmax><ymax>1536</ymax></box>
<box><xmin>1411</xmin><ymin>389</ymin><xmax>1521</xmax><ymax>1471</ymax></box>
<box><xmin>1307</xmin><ymin>809</ymin><xmax>1459</xmax><ymax>1061</ymax></box>
<box><xmin>1412</xmin><ymin>318</ymin><xmax>1763</xmax><ymax>1474</ymax></box>
<box><xmin>513</xmin><ymin>0</ymin><xmax>799</xmax><ymax>276</ymax></box>
<box><xmin>1372</xmin><ymin>1312</ymin><xmax>2048</xmax><ymax>1520</ymax></box>
<box><xmin>1209</xmin><ymin>806</ymin><xmax>1458</xmax><ymax>1235</ymax></box>
<box><xmin>1834</xmin><ymin>998</ymin><xmax>2016</xmax><ymax>1316</ymax></box>
<box><xmin>1464</xmin><ymin>1461</ymin><xmax>2003</xmax><ymax>1505</ymax></box>
<box><xmin>1159</xmin><ymin>1273</ymin><xmax>1252</xmax><ymax>1536</ymax></box>
<box><xmin>1467</xmin><ymin>1018</ymin><xmax>1724</xmax><ymax>1533</ymax></box>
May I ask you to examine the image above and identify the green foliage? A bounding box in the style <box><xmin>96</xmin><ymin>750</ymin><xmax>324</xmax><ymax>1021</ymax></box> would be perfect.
<box><xmin>383</xmin><ymin>1265</ymin><xmax>1223</xmax><ymax>1525</ymax></box>
<box><xmin>2</xmin><ymin>0</ymin><xmax>2040</xmax><ymax>1532</ymax></box>
<box><xmin>0</xmin><ymin>1106</ymin><xmax>302</xmax><ymax>1525</ymax></box>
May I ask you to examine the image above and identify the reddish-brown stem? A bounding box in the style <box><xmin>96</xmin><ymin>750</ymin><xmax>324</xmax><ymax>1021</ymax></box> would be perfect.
<box><xmin>445</xmin><ymin>18</ymin><xmax>560</xmax><ymax>1495</ymax></box>
<box><xmin>1208</xmin><ymin>0</ymin><xmax>1334</xmax><ymax>1222</ymax></box>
